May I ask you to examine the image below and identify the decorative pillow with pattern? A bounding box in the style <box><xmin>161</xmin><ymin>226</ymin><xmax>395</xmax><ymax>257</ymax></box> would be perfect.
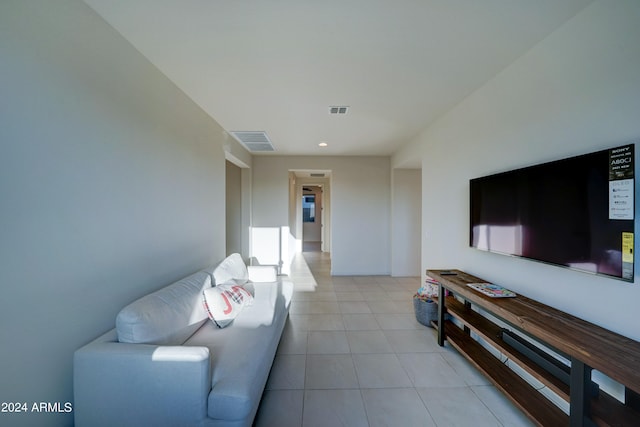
<box><xmin>202</xmin><ymin>281</ymin><xmax>254</xmax><ymax>328</ymax></box>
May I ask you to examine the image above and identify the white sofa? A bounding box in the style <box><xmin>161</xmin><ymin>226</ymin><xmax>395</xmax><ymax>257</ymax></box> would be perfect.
<box><xmin>73</xmin><ymin>254</ymin><xmax>293</xmax><ymax>427</ymax></box>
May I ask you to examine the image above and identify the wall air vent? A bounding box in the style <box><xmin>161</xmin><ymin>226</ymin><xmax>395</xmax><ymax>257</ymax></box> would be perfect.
<box><xmin>310</xmin><ymin>173</ymin><xmax>325</xmax><ymax>178</ymax></box>
<box><xmin>230</xmin><ymin>131</ymin><xmax>275</xmax><ymax>152</ymax></box>
<box><xmin>329</xmin><ymin>106</ymin><xmax>349</xmax><ymax>115</ymax></box>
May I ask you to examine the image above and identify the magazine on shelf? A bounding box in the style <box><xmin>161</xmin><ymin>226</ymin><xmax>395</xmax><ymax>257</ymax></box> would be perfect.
<box><xmin>425</xmin><ymin>276</ymin><xmax>440</xmax><ymax>285</ymax></box>
<box><xmin>466</xmin><ymin>283</ymin><xmax>516</xmax><ymax>298</ymax></box>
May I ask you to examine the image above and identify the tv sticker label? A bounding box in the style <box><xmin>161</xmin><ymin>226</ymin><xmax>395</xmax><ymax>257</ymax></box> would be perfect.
<box><xmin>609</xmin><ymin>179</ymin><xmax>634</xmax><ymax>220</ymax></box>
<box><xmin>609</xmin><ymin>144</ymin><xmax>634</xmax><ymax>180</ymax></box>
<box><xmin>609</xmin><ymin>144</ymin><xmax>634</xmax><ymax>220</ymax></box>
<box><xmin>622</xmin><ymin>232</ymin><xmax>634</xmax><ymax>263</ymax></box>
<box><xmin>622</xmin><ymin>232</ymin><xmax>634</xmax><ymax>280</ymax></box>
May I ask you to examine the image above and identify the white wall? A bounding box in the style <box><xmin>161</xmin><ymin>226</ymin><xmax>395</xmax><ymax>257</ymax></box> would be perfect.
<box><xmin>391</xmin><ymin>169</ymin><xmax>421</xmax><ymax>277</ymax></box>
<box><xmin>253</xmin><ymin>156</ymin><xmax>390</xmax><ymax>275</ymax></box>
<box><xmin>408</xmin><ymin>0</ymin><xmax>640</xmax><ymax>340</ymax></box>
<box><xmin>0</xmin><ymin>2</ymin><xmax>228</xmax><ymax>426</ymax></box>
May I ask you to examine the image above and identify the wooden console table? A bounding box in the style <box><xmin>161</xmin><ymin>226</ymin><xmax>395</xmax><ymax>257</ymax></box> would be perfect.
<box><xmin>427</xmin><ymin>269</ymin><xmax>640</xmax><ymax>427</ymax></box>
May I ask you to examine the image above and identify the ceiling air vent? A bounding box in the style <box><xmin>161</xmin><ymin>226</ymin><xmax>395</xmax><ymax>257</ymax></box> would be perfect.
<box><xmin>329</xmin><ymin>106</ymin><xmax>349</xmax><ymax>115</ymax></box>
<box><xmin>230</xmin><ymin>131</ymin><xmax>275</xmax><ymax>152</ymax></box>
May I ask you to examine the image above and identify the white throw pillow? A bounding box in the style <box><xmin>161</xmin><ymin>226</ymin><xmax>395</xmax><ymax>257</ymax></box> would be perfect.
<box><xmin>212</xmin><ymin>253</ymin><xmax>249</xmax><ymax>285</ymax></box>
<box><xmin>202</xmin><ymin>281</ymin><xmax>254</xmax><ymax>328</ymax></box>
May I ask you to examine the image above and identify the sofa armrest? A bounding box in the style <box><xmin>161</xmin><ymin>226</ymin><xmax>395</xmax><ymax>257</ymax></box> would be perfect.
<box><xmin>247</xmin><ymin>265</ymin><xmax>277</xmax><ymax>282</ymax></box>
<box><xmin>74</xmin><ymin>330</ymin><xmax>211</xmax><ymax>427</ymax></box>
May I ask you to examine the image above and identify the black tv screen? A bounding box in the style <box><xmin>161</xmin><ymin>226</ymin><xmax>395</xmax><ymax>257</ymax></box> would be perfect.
<box><xmin>470</xmin><ymin>144</ymin><xmax>635</xmax><ymax>282</ymax></box>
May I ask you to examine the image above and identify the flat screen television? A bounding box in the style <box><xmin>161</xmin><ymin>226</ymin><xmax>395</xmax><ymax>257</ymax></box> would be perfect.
<box><xmin>470</xmin><ymin>144</ymin><xmax>635</xmax><ymax>282</ymax></box>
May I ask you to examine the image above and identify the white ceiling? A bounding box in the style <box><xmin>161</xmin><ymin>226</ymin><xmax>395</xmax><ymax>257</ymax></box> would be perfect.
<box><xmin>84</xmin><ymin>0</ymin><xmax>593</xmax><ymax>157</ymax></box>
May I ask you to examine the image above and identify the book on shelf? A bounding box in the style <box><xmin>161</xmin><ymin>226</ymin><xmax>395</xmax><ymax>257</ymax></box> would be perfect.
<box><xmin>466</xmin><ymin>283</ymin><xmax>516</xmax><ymax>298</ymax></box>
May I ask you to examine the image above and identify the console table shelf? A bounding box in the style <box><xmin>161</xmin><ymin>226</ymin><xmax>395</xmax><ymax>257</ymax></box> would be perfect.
<box><xmin>441</xmin><ymin>319</ymin><xmax>569</xmax><ymax>426</ymax></box>
<box><xmin>428</xmin><ymin>269</ymin><xmax>640</xmax><ymax>427</ymax></box>
<box><xmin>436</xmin><ymin>295</ymin><xmax>571</xmax><ymax>401</ymax></box>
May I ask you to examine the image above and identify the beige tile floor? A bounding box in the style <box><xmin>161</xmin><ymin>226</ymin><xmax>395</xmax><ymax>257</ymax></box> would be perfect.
<box><xmin>254</xmin><ymin>251</ymin><xmax>535</xmax><ymax>427</ymax></box>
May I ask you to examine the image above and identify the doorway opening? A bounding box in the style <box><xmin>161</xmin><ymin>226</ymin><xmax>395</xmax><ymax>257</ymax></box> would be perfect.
<box><xmin>225</xmin><ymin>153</ymin><xmax>251</xmax><ymax>260</ymax></box>
<box><xmin>289</xmin><ymin>170</ymin><xmax>331</xmax><ymax>254</ymax></box>
<box><xmin>225</xmin><ymin>160</ymin><xmax>242</xmax><ymax>256</ymax></box>
<box><xmin>302</xmin><ymin>186</ymin><xmax>322</xmax><ymax>252</ymax></box>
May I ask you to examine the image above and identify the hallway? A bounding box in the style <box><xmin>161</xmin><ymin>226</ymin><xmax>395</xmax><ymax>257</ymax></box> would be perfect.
<box><xmin>254</xmin><ymin>252</ymin><xmax>533</xmax><ymax>426</ymax></box>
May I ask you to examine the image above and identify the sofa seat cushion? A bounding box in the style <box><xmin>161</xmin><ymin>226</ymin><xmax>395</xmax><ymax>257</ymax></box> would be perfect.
<box><xmin>183</xmin><ymin>280</ymin><xmax>293</xmax><ymax>422</ymax></box>
<box><xmin>116</xmin><ymin>271</ymin><xmax>211</xmax><ymax>345</ymax></box>
<box><xmin>247</xmin><ymin>265</ymin><xmax>278</xmax><ymax>282</ymax></box>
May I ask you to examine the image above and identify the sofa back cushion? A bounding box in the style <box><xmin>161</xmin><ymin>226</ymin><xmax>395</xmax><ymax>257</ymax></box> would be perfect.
<box><xmin>208</xmin><ymin>253</ymin><xmax>249</xmax><ymax>285</ymax></box>
<box><xmin>116</xmin><ymin>271</ymin><xmax>211</xmax><ymax>345</ymax></box>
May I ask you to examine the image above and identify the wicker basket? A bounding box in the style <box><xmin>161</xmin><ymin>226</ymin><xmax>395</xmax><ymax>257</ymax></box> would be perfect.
<box><xmin>413</xmin><ymin>297</ymin><xmax>438</xmax><ymax>328</ymax></box>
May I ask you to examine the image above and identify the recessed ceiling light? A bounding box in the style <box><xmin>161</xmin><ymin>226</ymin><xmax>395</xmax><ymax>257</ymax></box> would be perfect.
<box><xmin>318</xmin><ymin>142</ymin><xmax>328</xmax><ymax>147</ymax></box>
